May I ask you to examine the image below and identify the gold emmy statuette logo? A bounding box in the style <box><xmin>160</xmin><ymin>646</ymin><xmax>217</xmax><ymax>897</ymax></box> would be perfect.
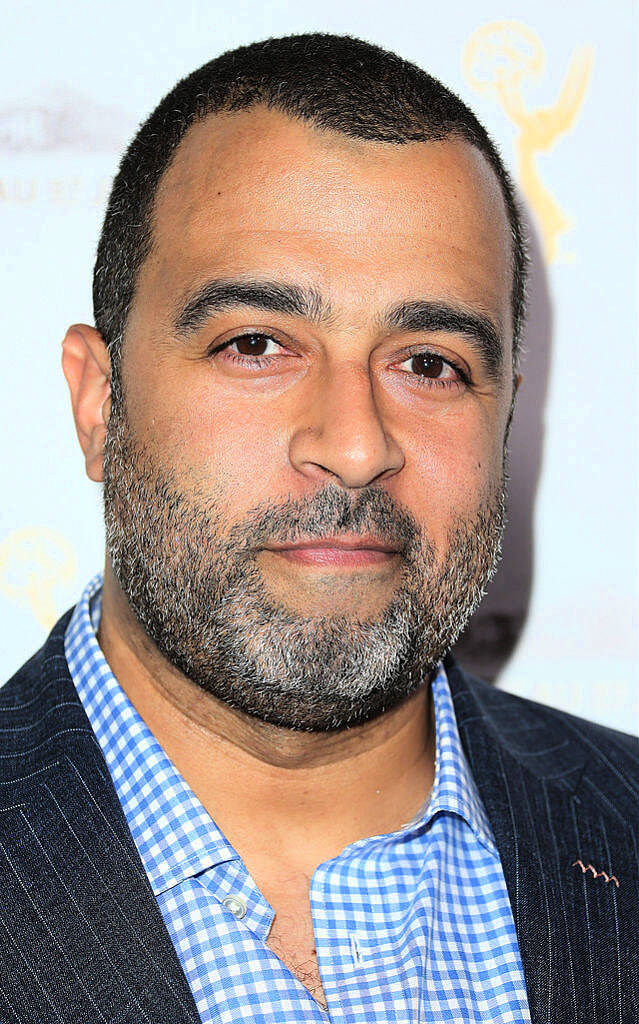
<box><xmin>463</xmin><ymin>21</ymin><xmax>594</xmax><ymax>263</ymax></box>
<box><xmin>0</xmin><ymin>526</ymin><xmax>77</xmax><ymax>630</ymax></box>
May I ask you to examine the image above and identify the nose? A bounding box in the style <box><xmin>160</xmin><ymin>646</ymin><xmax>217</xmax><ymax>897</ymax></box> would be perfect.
<box><xmin>288</xmin><ymin>359</ymin><xmax>404</xmax><ymax>489</ymax></box>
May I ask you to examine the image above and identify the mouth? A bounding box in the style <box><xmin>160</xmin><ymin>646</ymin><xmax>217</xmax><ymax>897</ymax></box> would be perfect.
<box><xmin>262</xmin><ymin>534</ymin><xmax>401</xmax><ymax>568</ymax></box>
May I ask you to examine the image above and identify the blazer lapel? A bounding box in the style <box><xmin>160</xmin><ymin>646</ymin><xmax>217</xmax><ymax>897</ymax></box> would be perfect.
<box><xmin>446</xmin><ymin>656</ymin><xmax>639</xmax><ymax>1024</ymax></box>
<box><xmin>0</xmin><ymin>615</ymin><xmax>203</xmax><ymax>1024</ymax></box>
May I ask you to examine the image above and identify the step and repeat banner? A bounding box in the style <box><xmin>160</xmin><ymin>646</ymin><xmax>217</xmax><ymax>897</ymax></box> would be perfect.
<box><xmin>1</xmin><ymin>1</ymin><xmax>637</xmax><ymax>732</ymax></box>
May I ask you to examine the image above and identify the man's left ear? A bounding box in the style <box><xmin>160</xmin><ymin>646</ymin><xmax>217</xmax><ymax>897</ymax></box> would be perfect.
<box><xmin>61</xmin><ymin>324</ymin><xmax>112</xmax><ymax>483</ymax></box>
<box><xmin>514</xmin><ymin>372</ymin><xmax>523</xmax><ymax>395</ymax></box>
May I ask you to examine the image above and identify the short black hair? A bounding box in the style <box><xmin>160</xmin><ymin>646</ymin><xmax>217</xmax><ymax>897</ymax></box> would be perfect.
<box><xmin>93</xmin><ymin>32</ymin><xmax>527</xmax><ymax>404</ymax></box>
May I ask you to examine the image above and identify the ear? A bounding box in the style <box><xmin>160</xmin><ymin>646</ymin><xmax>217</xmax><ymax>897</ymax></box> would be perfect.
<box><xmin>61</xmin><ymin>324</ymin><xmax>112</xmax><ymax>482</ymax></box>
<box><xmin>514</xmin><ymin>372</ymin><xmax>523</xmax><ymax>395</ymax></box>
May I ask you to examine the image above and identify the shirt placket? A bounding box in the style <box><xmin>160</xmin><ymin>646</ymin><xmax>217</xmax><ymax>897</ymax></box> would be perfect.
<box><xmin>310</xmin><ymin>853</ymin><xmax>417</xmax><ymax>1024</ymax></box>
<box><xmin>192</xmin><ymin>858</ymin><xmax>274</xmax><ymax>940</ymax></box>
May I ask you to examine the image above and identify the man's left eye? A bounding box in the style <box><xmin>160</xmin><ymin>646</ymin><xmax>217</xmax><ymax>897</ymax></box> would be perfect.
<box><xmin>397</xmin><ymin>350</ymin><xmax>469</xmax><ymax>387</ymax></box>
<box><xmin>401</xmin><ymin>352</ymin><xmax>456</xmax><ymax>379</ymax></box>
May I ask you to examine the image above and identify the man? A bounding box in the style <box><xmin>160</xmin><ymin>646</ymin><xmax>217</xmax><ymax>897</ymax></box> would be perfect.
<box><xmin>1</xmin><ymin>31</ymin><xmax>636</xmax><ymax>1023</ymax></box>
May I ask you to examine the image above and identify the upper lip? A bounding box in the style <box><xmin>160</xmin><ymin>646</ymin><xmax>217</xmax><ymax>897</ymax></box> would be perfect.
<box><xmin>265</xmin><ymin>534</ymin><xmax>400</xmax><ymax>552</ymax></box>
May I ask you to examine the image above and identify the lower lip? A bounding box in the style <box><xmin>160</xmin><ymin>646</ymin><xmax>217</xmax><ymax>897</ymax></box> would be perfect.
<box><xmin>268</xmin><ymin>547</ymin><xmax>397</xmax><ymax>566</ymax></box>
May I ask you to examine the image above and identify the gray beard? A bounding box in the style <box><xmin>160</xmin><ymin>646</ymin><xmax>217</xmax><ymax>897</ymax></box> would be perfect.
<box><xmin>103</xmin><ymin>404</ymin><xmax>506</xmax><ymax>731</ymax></box>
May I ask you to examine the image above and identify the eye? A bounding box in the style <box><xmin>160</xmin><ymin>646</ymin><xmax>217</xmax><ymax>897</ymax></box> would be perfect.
<box><xmin>396</xmin><ymin>349</ymin><xmax>469</xmax><ymax>389</ymax></box>
<box><xmin>208</xmin><ymin>332</ymin><xmax>285</xmax><ymax>368</ymax></box>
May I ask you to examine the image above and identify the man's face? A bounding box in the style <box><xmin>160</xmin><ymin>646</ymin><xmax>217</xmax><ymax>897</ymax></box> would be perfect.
<box><xmin>103</xmin><ymin>107</ymin><xmax>515</xmax><ymax>731</ymax></box>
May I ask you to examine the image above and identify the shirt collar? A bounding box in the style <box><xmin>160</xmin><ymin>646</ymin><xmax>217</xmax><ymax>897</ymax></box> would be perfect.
<box><xmin>65</xmin><ymin>574</ymin><xmax>497</xmax><ymax>895</ymax></box>
<box><xmin>424</xmin><ymin>663</ymin><xmax>496</xmax><ymax>854</ymax></box>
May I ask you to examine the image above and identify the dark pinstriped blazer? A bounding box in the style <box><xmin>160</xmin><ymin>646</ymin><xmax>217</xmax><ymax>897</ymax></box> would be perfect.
<box><xmin>0</xmin><ymin>609</ymin><xmax>637</xmax><ymax>1023</ymax></box>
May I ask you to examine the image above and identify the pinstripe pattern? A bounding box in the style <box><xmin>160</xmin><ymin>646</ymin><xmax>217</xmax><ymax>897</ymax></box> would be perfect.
<box><xmin>446</xmin><ymin>656</ymin><xmax>639</xmax><ymax>1024</ymax></box>
<box><xmin>0</xmin><ymin>621</ymin><xmax>202</xmax><ymax>1024</ymax></box>
<box><xmin>0</xmin><ymin>612</ymin><xmax>637</xmax><ymax>1022</ymax></box>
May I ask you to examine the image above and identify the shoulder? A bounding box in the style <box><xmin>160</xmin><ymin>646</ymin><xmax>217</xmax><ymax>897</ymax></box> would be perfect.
<box><xmin>0</xmin><ymin>608</ymin><xmax>87</xmax><ymax>777</ymax></box>
<box><xmin>1</xmin><ymin>609</ymin><xmax>74</xmax><ymax>706</ymax></box>
<box><xmin>457</xmin><ymin>659</ymin><xmax>636</xmax><ymax>744</ymax></box>
<box><xmin>444</xmin><ymin>654</ymin><xmax>639</xmax><ymax>811</ymax></box>
<box><xmin>445</xmin><ymin>653</ymin><xmax>638</xmax><ymax>748</ymax></box>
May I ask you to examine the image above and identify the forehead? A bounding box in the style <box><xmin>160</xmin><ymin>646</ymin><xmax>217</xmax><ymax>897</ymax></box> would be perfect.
<box><xmin>142</xmin><ymin>106</ymin><xmax>513</xmax><ymax>341</ymax></box>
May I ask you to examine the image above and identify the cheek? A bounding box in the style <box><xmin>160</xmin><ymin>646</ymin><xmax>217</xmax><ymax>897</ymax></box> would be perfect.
<box><xmin>137</xmin><ymin>369</ymin><xmax>284</xmax><ymax>501</ymax></box>
<box><xmin>407</xmin><ymin>407</ymin><xmax>503</xmax><ymax>533</ymax></box>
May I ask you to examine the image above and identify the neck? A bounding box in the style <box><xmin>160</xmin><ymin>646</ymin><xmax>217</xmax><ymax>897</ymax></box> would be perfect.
<box><xmin>97</xmin><ymin>562</ymin><xmax>437</xmax><ymax>870</ymax></box>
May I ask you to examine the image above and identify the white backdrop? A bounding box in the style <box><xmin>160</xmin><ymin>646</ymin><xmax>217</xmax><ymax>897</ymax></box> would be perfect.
<box><xmin>1</xmin><ymin>0</ymin><xmax>637</xmax><ymax>734</ymax></box>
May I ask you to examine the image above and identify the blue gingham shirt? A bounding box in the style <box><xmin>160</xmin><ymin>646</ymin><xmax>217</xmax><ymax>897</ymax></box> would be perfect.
<box><xmin>65</xmin><ymin>574</ymin><xmax>532</xmax><ymax>1023</ymax></box>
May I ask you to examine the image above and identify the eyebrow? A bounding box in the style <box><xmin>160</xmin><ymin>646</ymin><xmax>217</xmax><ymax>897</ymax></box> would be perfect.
<box><xmin>173</xmin><ymin>276</ymin><xmax>504</xmax><ymax>380</ymax></box>
<box><xmin>174</xmin><ymin>278</ymin><xmax>330</xmax><ymax>333</ymax></box>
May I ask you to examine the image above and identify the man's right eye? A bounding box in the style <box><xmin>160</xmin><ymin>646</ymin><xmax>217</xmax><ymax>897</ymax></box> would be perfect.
<box><xmin>208</xmin><ymin>332</ymin><xmax>288</xmax><ymax>368</ymax></box>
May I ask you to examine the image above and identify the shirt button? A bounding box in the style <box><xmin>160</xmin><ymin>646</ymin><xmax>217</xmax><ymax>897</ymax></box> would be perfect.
<box><xmin>222</xmin><ymin>895</ymin><xmax>247</xmax><ymax>920</ymax></box>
